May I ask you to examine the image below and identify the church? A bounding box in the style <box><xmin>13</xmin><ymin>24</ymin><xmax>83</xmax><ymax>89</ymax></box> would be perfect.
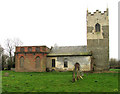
<box><xmin>15</xmin><ymin>8</ymin><xmax>109</xmax><ymax>72</ymax></box>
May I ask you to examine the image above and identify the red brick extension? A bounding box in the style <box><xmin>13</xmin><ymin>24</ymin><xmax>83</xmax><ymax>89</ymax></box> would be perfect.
<box><xmin>15</xmin><ymin>46</ymin><xmax>50</xmax><ymax>72</ymax></box>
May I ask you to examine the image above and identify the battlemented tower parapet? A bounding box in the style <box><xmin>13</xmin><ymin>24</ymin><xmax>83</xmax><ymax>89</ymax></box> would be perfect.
<box><xmin>87</xmin><ymin>8</ymin><xmax>109</xmax><ymax>39</ymax></box>
<box><xmin>87</xmin><ymin>8</ymin><xmax>109</xmax><ymax>71</ymax></box>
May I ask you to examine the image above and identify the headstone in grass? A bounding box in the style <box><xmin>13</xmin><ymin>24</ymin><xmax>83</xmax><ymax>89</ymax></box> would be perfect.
<box><xmin>4</xmin><ymin>72</ymin><xmax>9</xmax><ymax>77</ymax></box>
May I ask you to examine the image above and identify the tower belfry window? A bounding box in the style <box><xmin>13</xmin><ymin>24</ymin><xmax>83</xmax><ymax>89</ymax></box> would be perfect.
<box><xmin>95</xmin><ymin>23</ymin><xmax>100</xmax><ymax>32</ymax></box>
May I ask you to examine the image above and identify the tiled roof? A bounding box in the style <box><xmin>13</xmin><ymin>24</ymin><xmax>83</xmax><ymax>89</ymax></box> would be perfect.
<box><xmin>47</xmin><ymin>46</ymin><xmax>91</xmax><ymax>56</ymax></box>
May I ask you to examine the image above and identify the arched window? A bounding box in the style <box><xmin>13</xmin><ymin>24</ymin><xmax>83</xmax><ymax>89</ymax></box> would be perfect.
<box><xmin>95</xmin><ymin>23</ymin><xmax>100</xmax><ymax>32</ymax></box>
<box><xmin>20</xmin><ymin>56</ymin><xmax>24</xmax><ymax>68</ymax></box>
<box><xmin>36</xmin><ymin>56</ymin><xmax>40</xmax><ymax>68</ymax></box>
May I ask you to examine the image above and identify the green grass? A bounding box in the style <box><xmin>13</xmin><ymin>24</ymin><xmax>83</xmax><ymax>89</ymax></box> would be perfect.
<box><xmin>2</xmin><ymin>70</ymin><xmax>119</xmax><ymax>92</ymax></box>
<box><xmin>109</xmin><ymin>69</ymin><xmax>120</xmax><ymax>72</ymax></box>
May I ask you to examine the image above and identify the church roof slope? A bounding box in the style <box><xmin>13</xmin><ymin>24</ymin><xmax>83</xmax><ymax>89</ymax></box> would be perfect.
<box><xmin>47</xmin><ymin>46</ymin><xmax>91</xmax><ymax>57</ymax></box>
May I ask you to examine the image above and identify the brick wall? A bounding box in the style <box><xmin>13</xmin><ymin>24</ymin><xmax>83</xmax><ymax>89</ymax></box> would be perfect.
<box><xmin>15</xmin><ymin>46</ymin><xmax>50</xmax><ymax>72</ymax></box>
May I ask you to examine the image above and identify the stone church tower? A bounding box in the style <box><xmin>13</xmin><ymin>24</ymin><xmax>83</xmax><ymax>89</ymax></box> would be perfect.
<box><xmin>87</xmin><ymin>8</ymin><xmax>109</xmax><ymax>71</ymax></box>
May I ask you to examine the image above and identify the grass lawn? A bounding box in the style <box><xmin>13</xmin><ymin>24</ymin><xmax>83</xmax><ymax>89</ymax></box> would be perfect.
<box><xmin>109</xmin><ymin>69</ymin><xmax>120</xmax><ymax>72</ymax></box>
<box><xmin>2</xmin><ymin>70</ymin><xmax>119</xmax><ymax>92</ymax></box>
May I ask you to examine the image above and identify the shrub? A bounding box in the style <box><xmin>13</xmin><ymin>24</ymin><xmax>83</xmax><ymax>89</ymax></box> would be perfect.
<box><xmin>46</xmin><ymin>68</ymin><xmax>50</xmax><ymax>72</ymax></box>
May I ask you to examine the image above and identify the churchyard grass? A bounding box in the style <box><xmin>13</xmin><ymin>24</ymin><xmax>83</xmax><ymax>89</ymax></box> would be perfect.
<box><xmin>109</xmin><ymin>69</ymin><xmax>120</xmax><ymax>72</ymax></box>
<box><xmin>2</xmin><ymin>70</ymin><xmax>119</xmax><ymax>92</ymax></box>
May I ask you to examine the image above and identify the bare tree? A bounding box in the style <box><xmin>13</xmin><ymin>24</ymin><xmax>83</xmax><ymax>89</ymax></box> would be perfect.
<box><xmin>13</xmin><ymin>38</ymin><xmax>23</xmax><ymax>46</ymax></box>
<box><xmin>0</xmin><ymin>45</ymin><xmax>4</xmax><ymax>70</ymax></box>
<box><xmin>109</xmin><ymin>58</ymin><xmax>119</xmax><ymax>69</ymax></box>
<box><xmin>5</xmin><ymin>38</ymin><xmax>23</xmax><ymax>68</ymax></box>
<box><xmin>0</xmin><ymin>45</ymin><xmax>4</xmax><ymax>54</ymax></box>
<box><xmin>2</xmin><ymin>54</ymin><xmax>9</xmax><ymax>70</ymax></box>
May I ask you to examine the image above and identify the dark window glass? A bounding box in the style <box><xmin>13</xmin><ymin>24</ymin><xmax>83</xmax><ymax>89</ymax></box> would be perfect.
<box><xmin>20</xmin><ymin>48</ymin><xmax>24</xmax><ymax>52</ymax></box>
<box><xmin>95</xmin><ymin>23</ymin><xmax>100</xmax><ymax>32</ymax></box>
<box><xmin>64</xmin><ymin>58</ymin><xmax>68</xmax><ymax>67</ymax></box>
<box><xmin>36</xmin><ymin>47</ymin><xmax>40</xmax><ymax>52</ymax></box>
<box><xmin>28</xmin><ymin>47</ymin><xmax>32</xmax><ymax>52</ymax></box>
<box><xmin>20</xmin><ymin>56</ymin><xmax>24</xmax><ymax>68</ymax></box>
<box><xmin>52</xmin><ymin>59</ymin><xmax>55</xmax><ymax>67</ymax></box>
<box><xmin>35</xmin><ymin>56</ymin><xmax>40</xmax><ymax>68</ymax></box>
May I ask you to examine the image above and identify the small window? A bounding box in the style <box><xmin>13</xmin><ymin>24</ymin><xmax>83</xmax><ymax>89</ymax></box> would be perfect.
<box><xmin>95</xmin><ymin>23</ymin><xmax>100</xmax><ymax>32</ymax></box>
<box><xmin>36</xmin><ymin>47</ymin><xmax>40</xmax><ymax>52</ymax></box>
<box><xmin>52</xmin><ymin>59</ymin><xmax>55</xmax><ymax>67</ymax></box>
<box><xmin>20</xmin><ymin>47</ymin><xmax>24</xmax><ymax>52</ymax></box>
<box><xmin>28</xmin><ymin>47</ymin><xmax>32</xmax><ymax>52</ymax></box>
<box><xmin>20</xmin><ymin>56</ymin><xmax>24</xmax><ymax>68</ymax></box>
<box><xmin>64</xmin><ymin>58</ymin><xmax>68</xmax><ymax>67</ymax></box>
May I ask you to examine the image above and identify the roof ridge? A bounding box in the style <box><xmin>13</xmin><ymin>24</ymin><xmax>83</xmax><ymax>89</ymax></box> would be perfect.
<box><xmin>54</xmin><ymin>45</ymin><xmax>87</xmax><ymax>48</ymax></box>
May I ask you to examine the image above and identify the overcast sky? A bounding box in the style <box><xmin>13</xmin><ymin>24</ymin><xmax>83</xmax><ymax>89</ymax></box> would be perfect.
<box><xmin>0</xmin><ymin>0</ymin><xmax>118</xmax><ymax>59</ymax></box>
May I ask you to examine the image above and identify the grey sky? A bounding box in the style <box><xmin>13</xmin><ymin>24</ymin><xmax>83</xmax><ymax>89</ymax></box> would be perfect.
<box><xmin>0</xmin><ymin>0</ymin><xmax>118</xmax><ymax>59</ymax></box>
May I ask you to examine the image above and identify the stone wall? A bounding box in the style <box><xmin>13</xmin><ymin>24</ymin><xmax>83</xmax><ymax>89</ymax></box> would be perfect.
<box><xmin>87</xmin><ymin>9</ymin><xmax>109</xmax><ymax>26</ymax></box>
<box><xmin>47</xmin><ymin>56</ymin><xmax>91</xmax><ymax>71</ymax></box>
<box><xmin>87</xmin><ymin>9</ymin><xmax>109</xmax><ymax>71</ymax></box>
<box><xmin>87</xmin><ymin>39</ymin><xmax>109</xmax><ymax>71</ymax></box>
